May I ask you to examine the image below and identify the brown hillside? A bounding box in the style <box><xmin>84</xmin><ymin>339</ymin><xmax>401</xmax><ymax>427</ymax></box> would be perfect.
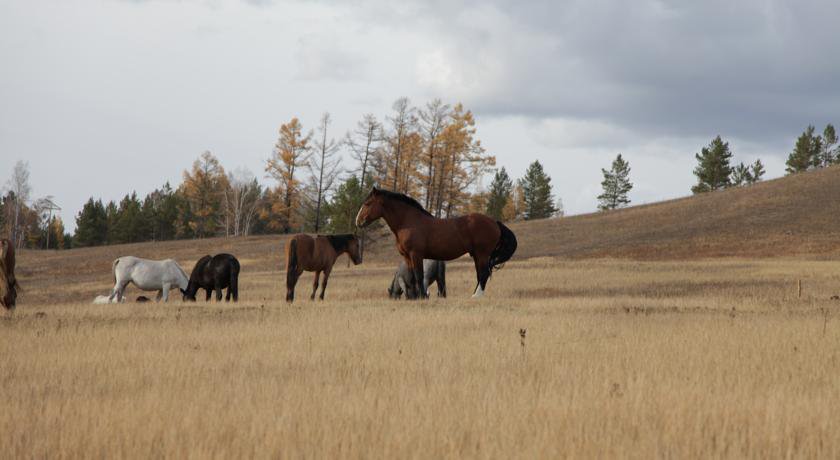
<box><xmin>514</xmin><ymin>165</ymin><xmax>840</xmax><ymax>260</ymax></box>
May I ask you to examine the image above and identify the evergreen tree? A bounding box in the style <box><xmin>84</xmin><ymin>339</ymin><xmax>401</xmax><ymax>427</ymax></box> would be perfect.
<box><xmin>750</xmin><ymin>159</ymin><xmax>765</xmax><ymax>183</ymax></box>
<box><xmin>110</xmin><ymin>192</ymin><xmax>145</xmax><ymax>243</ymax></box>
<box><xmin>820</xmin><ymin>124</ymin><xmax>837</xmax><ymax>167</ymax></box>
<box><xmin>692</xmin><ymin>135</ymin><xmax>734</xmax><ymax>193</ymax></box>
<box><xmin>786</xmin><ymin>125</ymin><xmax>819</xmax><ymax>174</ymax></box>
<box><xmin>74</xmin><ymin>198</ymin><xmax>108</xmax><ymax>247</ymax></box>
<box><xmin>730</xmin><ymin>162</ymin><xmax>753</xmax><ymax>186</ymax></box>
<box><xmin>485</xmin><ymin>167</ymin><xmax>513</xmax><ymax>220</ymax></box>
<box><xmin>520</xmin><ymin>161</ymin><xmax>556</xmax><ymax>220</ymax></box>
<box><xmin>105</xmin><ymin>200</ymin><xmax>119</xmax><ymax>244</ymax></box>
<box><xmin>597</xmin><ymin>154</ymin><xmax>633</xmax><ymax>210</ymax></box>
<box><xmin>323</xmin><ymin>175</ymin><xmax>367</xmax><ymax>234</ymax></box>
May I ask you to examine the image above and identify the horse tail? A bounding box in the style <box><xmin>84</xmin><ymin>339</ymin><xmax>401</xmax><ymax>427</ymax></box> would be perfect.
<box><xmin>489</xmin><ymin>221</ymin><xmax>517</xmax><ymax>273</ymax></box>
<box><xmin>286</xmin><ymin>238</ymin><xmax>299</xmax><ymax>292</ymax></box>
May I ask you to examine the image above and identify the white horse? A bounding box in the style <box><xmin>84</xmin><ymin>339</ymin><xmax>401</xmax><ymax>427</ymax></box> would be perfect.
<box><xmin>109</xmin><ymin>256</ymin><xmax>189</xmax><ymax>302</ymax></box>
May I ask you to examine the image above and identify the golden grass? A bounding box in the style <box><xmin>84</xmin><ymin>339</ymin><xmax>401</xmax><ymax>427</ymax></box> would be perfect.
<box><xmin>4</xmin><ymin>255</ymin><xmax>840</xmax><ymax>458</ymax></box>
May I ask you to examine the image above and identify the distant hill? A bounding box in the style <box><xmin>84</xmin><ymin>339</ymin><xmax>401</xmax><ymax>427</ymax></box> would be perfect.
<box><xmin>513</xmin><ymin>165</ymin><xmax>840</xmax><ymax>260</ymax></box>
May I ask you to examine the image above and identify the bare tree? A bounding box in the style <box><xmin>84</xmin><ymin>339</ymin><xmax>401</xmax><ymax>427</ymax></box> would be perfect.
<box><xmin>419</xmin><ymin>99</ymin><xmax>450</xmax><ymax>208</ymax></box>
<box><xmin>307</xmin><ymin>113</ymin><xmax>342</xmax><ymax>232</ymax></box>
<box><xmin>33</xmin><ymin>195</ymin><xmax>60</xmax><ymax>249</ymax></box>
<box><xmin>6</xmin><ymin>161</ymin><xmax>32</xmax><ymax>248</ymax></box>
<box><xmin>224</xmin><ymin>167</ymin><xmax>262</xmax><ymax>237</ymax></box>
<box><xmin>386</xmin><ymin>98</ymin><xmax>417</xmax><ymax>192</ymax></box>
<box><xmin>346</xmin><ymin>113</ymin><xmax>383</xmax><ymax>191</ymax></box>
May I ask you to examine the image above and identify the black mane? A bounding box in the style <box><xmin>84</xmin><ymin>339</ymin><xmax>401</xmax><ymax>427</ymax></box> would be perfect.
<box><xmin>325</xmin><ymin>234</ymin><xmax>356</xmax><ymax>253</ymax></box>
<box><xmin>377</xmin><ymin>189</ymin><xmax>433</xmax><ymax>217</ymax></box>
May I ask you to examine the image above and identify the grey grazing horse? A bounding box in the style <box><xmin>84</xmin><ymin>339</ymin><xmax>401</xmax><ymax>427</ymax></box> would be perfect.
<box><xmin>109</xmin><ymin>256</ymin><xmax>189</xmax><ymax>302</ymax></box>
<box><xmin>388</xmin><ymin>260</ymin><xmax>446</xmax><ymax>299</ymax></box>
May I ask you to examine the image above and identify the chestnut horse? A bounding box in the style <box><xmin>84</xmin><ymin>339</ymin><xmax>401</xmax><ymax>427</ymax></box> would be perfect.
<box><xmin>285</xmin><ymin>234</ymin><xmax>362</xmax><ymax>302</ymax></box>
<box><xmin>0</xmin><ymin>239</ymin><xmax>19</xmax><ymax>309</ymax></box>
<box><xmin>356</xmin><ymin>187</ymin><xmax>517</xmax><ymax>299</ymax></box>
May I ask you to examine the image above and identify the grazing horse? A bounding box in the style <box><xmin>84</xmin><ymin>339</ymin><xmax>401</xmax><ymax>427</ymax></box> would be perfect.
<box><xmin>109</xmin><ymin>256</ymin><xmax>189</xmax><ymax>302</ymax></box>
<box><xmin>388</xmin><ymin>259</ymin><xmax>446</xmax><ymax>300</ymax></box>
<box><xmin>181</xmin><ymin>253</ymin><xmax>240</xmax><ymax>302</ymax></box>
<box><xmin>0</xmin><ymin>239</ymin><xmax>18</xmax><ymax>310</ymax></box>
<box><xmin>285</xmin><ymin>234</ymin><xmax>362</xmax><ymax>302</ymax></box>
<box><xmin>356</xmin><ymin>187</ymin><xmax>517</xmax><ymax>299</ymax></box>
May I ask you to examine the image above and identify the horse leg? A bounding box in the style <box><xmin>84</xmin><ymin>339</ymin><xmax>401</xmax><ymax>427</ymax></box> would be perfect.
<box><xmin>439</xmin><ymin>263</ymin><xmax>447</xmax><ymax>298</ymax></box>
<box><xmin>410</xmin><ymin>255</ymin><xmax>428</xmax><ymax>299</ymax></box>
<box><xmin>215</xmin><ymin>284</ymin><xmax>223</xmax><ymax>302</ymax></box>
<box><xmin>471</xmin><ymin>255</ymin><xmax>491</xmax><ymax>299</ymax></box>
<box><xmin>156</xmin><ymin>290</ymin><xmax>163</xmax><ymax>301</ymax></box>
<box><xmin>230</xmin><ymin>270</ymin><xmax>239</xmax><ymax>302</ymax></box>
<box><xmin>319</xmin><ymin>268</ymin><xmax>332</xmax><ymax>300</ymax></box>
<box><xmin>310</xmin><ymin>271</ymin><xmax>320</xmax><ymax>301</ymax></box>
<box><xmin>161</xmin><ymin>283</ymin><xmax>171</xmax><ymax>302</ymax></box>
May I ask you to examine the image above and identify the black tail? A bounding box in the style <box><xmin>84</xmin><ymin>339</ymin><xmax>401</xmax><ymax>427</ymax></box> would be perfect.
<box><xmin>286</xmin><ymin>239</ymin><xmax>298</xmax><ymax>301</ymax></box>
<box><xmin>489</xmin><ymin>221</ymin><xmax>517</xmax><ymax>273</ymax></box>
<box><xmin>230</xmin><ymin>258</ymin><xmax>240</xmax><ymax>302</ymax></box>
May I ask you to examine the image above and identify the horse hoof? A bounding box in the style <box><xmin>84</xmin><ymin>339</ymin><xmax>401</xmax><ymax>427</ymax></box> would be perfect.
<box><xmin>471</xmin><ymin>287</ymin><xmax>485</xmax><ymax>299</ymax></box>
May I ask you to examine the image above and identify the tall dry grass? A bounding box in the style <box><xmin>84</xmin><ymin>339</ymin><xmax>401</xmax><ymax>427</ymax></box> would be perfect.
<box><xmin>3</xmin><ymin>257</ymin><xmax>840</xmax><ymax>457</ymax></box>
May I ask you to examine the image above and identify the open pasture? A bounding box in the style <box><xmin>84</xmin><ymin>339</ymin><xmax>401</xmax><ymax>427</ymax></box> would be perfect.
<box><xmin>4</xmin><ymin>252</ymin><xmax>840</xmax><ymax>458</ymax></box>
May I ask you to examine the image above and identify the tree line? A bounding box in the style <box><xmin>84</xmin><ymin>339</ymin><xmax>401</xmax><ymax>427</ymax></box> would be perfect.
<box><xmin>5</xmin><ymin>109</ymin><xmax>837</xmax><ymax>249</ymax></box>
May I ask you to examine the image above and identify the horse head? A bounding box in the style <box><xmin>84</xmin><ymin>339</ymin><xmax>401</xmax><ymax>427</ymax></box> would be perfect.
<box><xmin>346</xmin><ymin>235</ymin><xmax>363</xmax><ymax>265</ymax></box>
<box><xmin>355</xmin><ymin>187</ymin><xmax>384</xmax><ymax>228</ymax></box>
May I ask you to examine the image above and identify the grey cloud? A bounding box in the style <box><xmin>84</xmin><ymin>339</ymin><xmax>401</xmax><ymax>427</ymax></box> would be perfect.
<box><xmin>332</xmin><ymin>0</ymin><xmax>840</xmax><ymax>143</ymax></box>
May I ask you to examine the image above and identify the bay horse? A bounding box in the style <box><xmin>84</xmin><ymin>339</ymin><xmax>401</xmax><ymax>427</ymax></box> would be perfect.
<box><xmin>356</xmin><ymin>187</ymin><xmax>517</xmax><ymax>298</ymax></box>
<box><xmin>0</xmin><ymin>239</ymin><xmax>19</xmax><ymax>309</ymax></box>
<box><xmin>285</xmin><ymin>234</ymin><xmax>362</xmax><ymax>302</ymax></box>
<box><xmin>109</xmin><ymin>256</ymin><xmax>189</xmax><ymax>302</ymax></box>
<box><xmin>181</xmin><ymin>253</ymin><xmax>240</xmax><ymax>302</ymax></box>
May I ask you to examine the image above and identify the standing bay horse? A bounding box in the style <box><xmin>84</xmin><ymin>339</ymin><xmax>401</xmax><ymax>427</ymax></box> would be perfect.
<box><xmin>0</xmin><ymin>239</ymin><xmax>19</xmax><ymax>310</ymax></box>
<box><xmin>285</xmin><ymin>234</ymin><xmax>362</xmax><ymax>302</ymax></box>
<box><xmin>356</xmin><ymin>187</ymin><xmax>517</xmax><ymax>298</ymax></box>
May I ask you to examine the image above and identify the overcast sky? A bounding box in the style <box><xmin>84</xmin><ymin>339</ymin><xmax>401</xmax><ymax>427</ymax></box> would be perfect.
<box><xmin>2</xmin><ymin>0</ymin><xmax>838</xmax><ymax>230</ymax></box>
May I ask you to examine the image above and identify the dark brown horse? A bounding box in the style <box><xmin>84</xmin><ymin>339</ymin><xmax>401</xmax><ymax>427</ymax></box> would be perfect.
<box><xmin>285</xmin><ymin>234</ymin><xmax>362</xmax><ymax>302</ymax></box>
<box><xmin>355</xmin><ymin>187</ymin><xmax>517</xmax><ymax>298</ymax></box>
<box><xmin>0</xmin><ymin>239</ymin><xmax>19</xmax><ymax>309</ymax></box>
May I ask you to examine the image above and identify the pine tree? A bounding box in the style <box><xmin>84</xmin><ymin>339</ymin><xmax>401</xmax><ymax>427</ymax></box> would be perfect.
<box><xmin>750</xmin><ymin>159</ymin><xmax>766</xmax><ymax>183</ymax></box>
<box><xmin>692</xmin><ymin>135</ymin><xmax>734</xmax><ymax>193</ymax></box>
<box><xmin>323</xmin><ymin>175</ymin><xmax>366</xmax><ymax>234</ymax></box>
<box><xmin>597</xmin><ymin>154</ymin><xmax>633</xmax><ymax>210</ymax></box>
<box><xmin>786</xmin><ymin>126</ymin><xmax>818</xmax><ymax>174</ymax></box>
<box><xmin>520</xmin><ymin>161</ymin><xmax>556</xmax><ymax>220</ymax></box>
<box><xmin>485</xmin><ymin>167</ymin><xmax>513</xmax><ymax>220</ymax></box>
<box><xmin>74</xmin><ymin>198</ymin><xmax>108</xmax><ymax>247</ymax></box>
<box><xmin>730</xmin><ymin>162</ymin><xmax>753</xmax><ymax>186</ymax></box>
<box><xmin>820</xmin><ymin>124</ymin><xmax>837</xmax><ymax>167</ymax></box>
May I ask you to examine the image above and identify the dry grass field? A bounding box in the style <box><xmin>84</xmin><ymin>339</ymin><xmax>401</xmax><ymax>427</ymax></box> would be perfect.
<box><xmin>5</xmin><ymin>245</ymin><xmax>840</xmax><ymax>457</ymax></box>
<box><xmin>6</xmin><ymin>168</ymin><xmax>840</xmax><ymax>457</ymax></box>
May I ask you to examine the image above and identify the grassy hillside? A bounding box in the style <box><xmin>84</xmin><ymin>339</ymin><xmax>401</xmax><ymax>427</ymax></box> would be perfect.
<box><xmin>516</xmin><ymin>165</ymin><xmax>840</xmax><ymax>259</ymax></box>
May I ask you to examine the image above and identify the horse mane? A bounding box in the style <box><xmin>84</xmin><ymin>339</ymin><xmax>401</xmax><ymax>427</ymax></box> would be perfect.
<box><xmin>190</xmin><ymin>256</ymin><xmax>211</xmax><ymax>278</ymax></box>
<box><xmin>376</xmin><ymin>189</ymin><xmax>433</xmax><ymax>217</ymax></box>
<box><xmin>325</xmin><ymin>234</ymin><xmax>356</xmax><ymax>253</ymax></box>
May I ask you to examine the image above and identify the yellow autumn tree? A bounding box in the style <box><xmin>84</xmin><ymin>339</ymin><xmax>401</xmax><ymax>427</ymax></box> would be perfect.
<box><xmin>430</xmin><ymin>104</ymin><xmax>495</xmax><ymax>217</ymax></box>
<box><xmin>502</xmin><ymin>182</ymin><xmax>526</xmax><ymax>221</ymax></box>
<box><xmin>180</xmin><ymin>151</ymin><xmax>229</xmax><ymax>238</ymax></box>
<box><xmin>265</xmin><ymin>117</ymin><xmax>312</xmax><ymax>233</ymax></box>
